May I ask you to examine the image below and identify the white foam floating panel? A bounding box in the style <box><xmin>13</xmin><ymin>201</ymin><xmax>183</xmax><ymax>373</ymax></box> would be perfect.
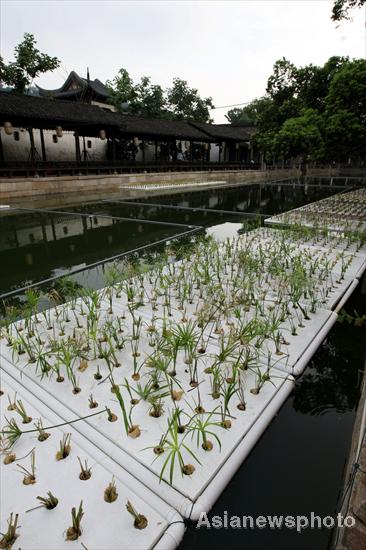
<box><xmin>248</xmin><ymin>226</ymin><xmax>366</xmax><ymax>257</ymax></box>
<box><xmin>235</xmin><ymin>228</ymin><xmax>366</xmax><ymax>280</ymax></box>
<box><xmin>205</xmin><ymin>306</ymin><xmax>337</xmax><ymax>377</ymax></box>
<box><xmin>0</xmin><ymin>339</ymin><xmax>294</xmax><ymax>519</ymax></box>
<box><xmin>264</xmin><ymin>188</ymin><xmax>366</xmax><ymax>234</ymax></box>
<box><xmin>0</xmin><ymin>370</ymin><xmax>184</xmax><ymax>549</ymax></box>
<box><xmin>1</xmin><ymin>209</ymin><xmax>362</xmax><ymax>526</ymax></box>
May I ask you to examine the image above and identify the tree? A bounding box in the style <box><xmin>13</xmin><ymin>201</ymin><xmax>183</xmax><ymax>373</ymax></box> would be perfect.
<box><xmin>295</xmin><ymin>57</ymin><xmax>348</xmax><ymax>111</ymax></box>
<box><xmin>166</xmin><ymin>78</ymin><xmax>214</xmax><ymax>122</ymax></box>
<box><xmin>225</xmin><ymin>107</ymin><xmax>254</xmax><ymax>125</ymax></box>
<box><xmin>323</xmin><ymin>109</ymin><xmax>365</xmax><ymax>161</ymax></box>
<box><xmin>106</xmin><ymin>70</ymin><xmax>166</xmax><ymax>117</ymax></box>
<box><xmin>247</xmin><ymin>56</ymin><xmax>365</xmax><ymax>164</ymax></box>
<box><xmin>106</xmin><ymin>68</ymin><xmax>137</xmax><ymax>108</ymax></box>
<box><xmin>323</xmin><ymin>59</ymin><xmax>366</xmax><ymax>160</ymax></box>
<box><xmin>273</xmin><ymin>109</ymin><xmax>324</xmax><ymax>161</ymax></box>
<box><xmin>332</xmin><ymin>0</ymin><xmax>365</xmax><ymax>21</ymax></box>
<box><xmin>226</xmin><ymin>97</ymin><xmax>280</xmax><ymax>130</ymax></box>
<box><xmin>325</xmin><ymin>59</ymin><xmax>366</xmax><ymax>126</ymax></box>
<box><xmin>133</xmin><ymin>77</ymin><xmax>166</xmax><ymax>118</ymax></box>
<box><xmin>266</xmin><ymin>58</ymin><xmax>298</xmax><ymax>104</ymax></box>
<box><xmin>264</xmin><ymin>56</ymin><xmax>348</xmax><ymax>116</ymax></box>
<box><xmin>0</xmin><ymin>33</ymin><xmax>60</xmax><ymax>93</ymax></box>
<box><xmin>107</xmin><ymin>70</ymin><xmax>214</xmax><ymax>122</ymax></box>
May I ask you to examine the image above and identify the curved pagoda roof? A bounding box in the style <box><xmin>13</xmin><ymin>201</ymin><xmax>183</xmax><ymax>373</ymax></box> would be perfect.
<box><xmin>36</xmin><ymin>71</ymin><xmax>110</xmax><ymax>102</ymax></box>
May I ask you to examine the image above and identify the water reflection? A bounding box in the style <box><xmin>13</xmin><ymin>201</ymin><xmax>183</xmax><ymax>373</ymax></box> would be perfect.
<box><xmin>0</xmin><ymin>178</ymin><xmax>348</xmax><ymax>296</ymax></box>
<box><xmin>292</xmin><ymin>284</ymin><xmax>365</xmax><ymax>416</ymax></box>
<box><xmin>124</xmin><ymin>180</ymin><xmax>344</xmax><ymax>216</ymax></box>
<box><xmin>0</xmin><ymin>211</ymin><xmax>179</xmax><ymax>294</ymax></box>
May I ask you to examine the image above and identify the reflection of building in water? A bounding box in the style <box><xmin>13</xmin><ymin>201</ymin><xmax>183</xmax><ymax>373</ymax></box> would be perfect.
<box><xmin>0</xmin><ymin>213</ymin><xmax>114</xmax><ymax>251</ymax></box>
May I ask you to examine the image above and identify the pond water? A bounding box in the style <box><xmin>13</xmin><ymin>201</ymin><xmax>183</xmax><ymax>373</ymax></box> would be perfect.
<box><xmin>0</xmin><ymin>178</ymin><xmax>346</xmax><ymax>296</ymax></box>
<box><xmin>0</xmin><ymin>176</ymin><xmax>364</xmax><ymax>549</ymax></box>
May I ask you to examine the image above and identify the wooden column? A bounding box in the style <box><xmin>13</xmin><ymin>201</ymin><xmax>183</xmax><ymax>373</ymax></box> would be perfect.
<box><xmin>155</xmin><ymin>141</ymin><xmax>158</xmax><ymax>161</ymax></box>
<box><xmin>82</xmin><ymin>136</ymin><xmax>87</xmax><ymax>161</ymax></box>
<box><xmin>74</xmin><ymin>131</ymin><xmax>81</xmax><ymax>163</ymax></box>
<box><xmin>190</xmin><ymin>141</ymin><xmax>193</xmax><ymax>162</ymax></box>
<box><xmin>111</xmin><ymin>137</ymin><xmax>116</xmax><ymax>162</ymax></box>
<box><xmin>82</xmin><ymin>216</ymin><xmax>89</xmax><ymax>244</ymax></box>
<box><xmin>51</xmin><ymin>218</ymin><xmax>57</xmax><ymax>241</ymax></box>
<box><xmin>28</xmin><ymin>128</ymin><xmax>36</xmax><ymax>163</ymax></box>
<box><xmin>0</xmin><ymin>130</ymin><xmax>4</xmax><ymax>163</ymax></box>
<box><xmin>142</xmin><ymin>140</ymin><xmax>145</xmax><ymax>161</ymax></box>
<box><xmin>13</xmin><ymin>229</ymin><xmax>19</xmax><ymax>248</ymax></box>
<box><xmin>40</xmin><ymin>129</ymin><xmax>47</xmax><ymax>162</ymax></box>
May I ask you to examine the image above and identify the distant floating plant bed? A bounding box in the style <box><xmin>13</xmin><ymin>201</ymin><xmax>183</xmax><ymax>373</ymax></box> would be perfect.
<box><xmin>121</xmin><ymin>180</ymin><xmax>227</xmax><ymax>191</ymax></box>
<box><xmin>265</xmin><ymin>188</ymin><xmax>366</xmax><ymax>234</ymax></box>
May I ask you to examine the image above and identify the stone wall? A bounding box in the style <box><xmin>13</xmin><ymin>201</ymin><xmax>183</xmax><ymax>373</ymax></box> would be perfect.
<box><xmin>0</xmin><ymin>168</ymin><xmax>303</xmax><ymax>201</ymax></box>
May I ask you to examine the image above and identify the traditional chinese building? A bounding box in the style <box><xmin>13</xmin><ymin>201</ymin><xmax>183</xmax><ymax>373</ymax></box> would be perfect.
<box><xmin>0</xmin><ymin>75</ymin><xmax>257</xmax><ymax>176</ymax></box>
<box><xmin>37</xmin><ymin>70</ymin><xmax>115</xmax><ymax>111</ymax></box>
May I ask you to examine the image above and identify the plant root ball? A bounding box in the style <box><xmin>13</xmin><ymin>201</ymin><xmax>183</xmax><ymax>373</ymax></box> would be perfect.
<box><xmin>202</xmin><ymin>440</ymin><xmax>213</xmax><ymax>451</ymax></box>
<box><xmin>66</xmin><ymin>527</ymin><xmax>81</xmax><ymax>541</ymax></box>
<box><xmin>128</xmin><ymin>425</ymin><xmax>141</xmax><ymax>439</ymax></box>
<box><xmin>182</xmin><ymin>464</ymin><xmax>195</xmax><ymax>476</ymax></box>
<box><xmin>134</xmin><ymin>515</ymin><xmax>148</xmax><ymax>530</ymax></box>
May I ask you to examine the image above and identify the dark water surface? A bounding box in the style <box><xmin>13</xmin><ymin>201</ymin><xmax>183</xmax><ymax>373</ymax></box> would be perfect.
<box><xmin>0</xmin><ymin>177</ymin><xmax>364</xmax><ymax>550</ymax></box>
<box><xmin>0</xmin><ymin>178</ymin><xmax>345</xmax><ymax>295</ymax></box>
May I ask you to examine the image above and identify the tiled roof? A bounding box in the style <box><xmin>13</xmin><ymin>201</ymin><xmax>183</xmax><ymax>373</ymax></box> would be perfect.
<box><xmin>0</xmin><ymin>92</ymin><xmax>255</xmax><ymax>141</ymax></box>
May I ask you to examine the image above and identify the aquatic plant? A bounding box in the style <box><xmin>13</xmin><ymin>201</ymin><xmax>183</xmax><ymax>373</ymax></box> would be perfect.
<box><xmin>66</xmin><ymin>501</ymin><xmax>84</xmax><ymax>541</ymax></box>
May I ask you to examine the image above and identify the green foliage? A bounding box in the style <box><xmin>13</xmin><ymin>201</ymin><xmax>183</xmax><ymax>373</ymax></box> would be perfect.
<box><xmin>0</xmin><ymin>33</ymin><xmax>60</xmax><ymax>93</ymax></box>
<box><xmin>323</xmin><ymin>109</ymin><xmax>365</xmax><ymax>161</ymax></box>
<box><xmin>225</xmin><ymin>107</ymin><xmax>253</xmax><ymax>125</ymax></box>
<box><xmin>273</xmin><ymin>109</ymin><xmax>324</xmax><ymax>161</ymax></box>
<box><xmin>267</xmin><ymin>58</ymin><xmax>298</xmax><ymax>105</ymax></box>
<box><xmin>325</xmin><ymin>59</ymin><xmax>366</xmax><ymax>122</ymax></box>
<box><xmin>106</xmin><ymin>69</ymin><xmax>214</xmax><ymax>122</ymax></box>
<box><xmin>106</xmin><ymin>68</ymin><xmax>136</xmax><ymax>104</ymax></box>
<box><xmin>166</xmin><ymin>78</ymin><xmax>214</xmax><ymax>122</ymax></box>
<box><xmin>226</xmin><ymin>97</ymin><xmax>274</xmax><ymax>126</ymax></box>
<box><xmin>106</xmin><ymin>69</ymin><xmax>166</xmax><ymax>117</ymax></box>
<box><xmin>134</xmin><ymin>76</ymin><xmax>166</xmax><ymax>118</ymax></box>
<box><xmin>246</xmin><ymin>56</ymin><xmax>365</xmax><ymax>163</ymax></box>
<box><xmin>332</xmin><ymin>0</ymin><xmax>365</xmax><ymax>21</ymax></box>
<box><xmin>338</xmin><ymin>309</ymin><xmax>366</xmax><ymax>327</ymax></box>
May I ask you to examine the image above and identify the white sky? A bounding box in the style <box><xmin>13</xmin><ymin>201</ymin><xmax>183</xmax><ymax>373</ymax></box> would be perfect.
<box><xmin>0</xmin><ymin>0</ymin><xmax>365</xmax><ymax>122</ymax></box>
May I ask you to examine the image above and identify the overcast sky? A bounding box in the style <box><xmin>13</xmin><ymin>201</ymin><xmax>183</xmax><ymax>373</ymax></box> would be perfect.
<box><xmin>0</xmin><ymin>0</ymin><xmax>365</xmax><ymax>122</ymax></box>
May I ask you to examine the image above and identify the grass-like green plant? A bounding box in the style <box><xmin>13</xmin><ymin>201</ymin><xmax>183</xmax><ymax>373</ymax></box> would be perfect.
<box><xmin>36</xmin><ymin>491</ymin><xmax>59</xmax><ymax>510</ymax></box>
<box><xmin>113</xmin><ymin>386</ymin><xmax>140</xmax><ymax>438</ymax></box>
<box><xmin>78</xmin><ymin>457</ymin><xmax>92</xmax><ymax>480</ymax></box>
<box><xmin>147</xmin><ymin>409</ymin><xmax>201</xmax><ymax>485</ymax></box>
<box><xmin>126</xmin><ymin>501</ymin><xmax>148</xmax><ymax>530</ymax></box>
<box><xmin>104</xmin><ymin>477</ymin><xmax>118</xmax><ymax>502</ymax></box>
<box><xmin>0</xmin><ymin>513</ymin><xmax>20</xmax><ymax>549</ymax></box>
<box><xmin>16</xmin><ymin>449</ymin><xmax>36</xmax><ymax>485</ymax></box>
<box><xmin>66</xmin><ymin>501</ymin><xmax>84</xmax><ymax>541</ymax></box>
<box><xmin>56</xmin><ymin>433</ymin><xmax>71</xmax><ymax>460</ymax></box>
<box><xmin>187</xmin><ymin>407</ymin><xmax>222</xmax><ymax>451</ymax></box>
